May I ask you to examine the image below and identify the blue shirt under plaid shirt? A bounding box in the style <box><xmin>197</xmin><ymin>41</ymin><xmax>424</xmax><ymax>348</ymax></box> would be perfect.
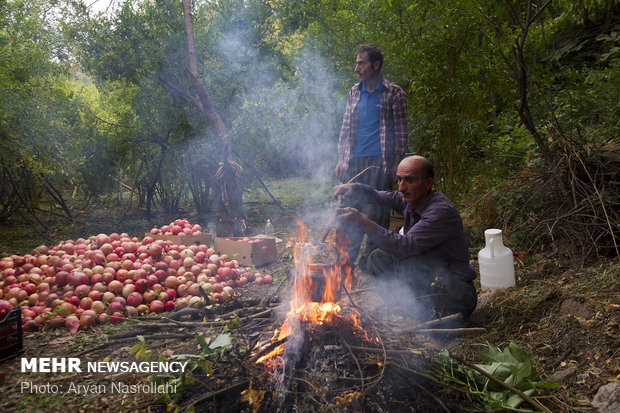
<box><xmin>338</xmin><ymin>75</ymin><xmax>408</xmax><ymax>175</ymax></box>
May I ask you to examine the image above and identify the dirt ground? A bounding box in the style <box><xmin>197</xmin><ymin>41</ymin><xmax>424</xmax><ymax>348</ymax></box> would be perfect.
<box><xmin>0</xmin><ymin>213</ymin><xmax>618</xmax><ymax>412</ymax></box>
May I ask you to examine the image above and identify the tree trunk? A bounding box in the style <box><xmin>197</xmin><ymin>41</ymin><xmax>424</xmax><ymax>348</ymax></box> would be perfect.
<box><xmin>41</xmin><ymin>175</ymin><xmax>72</xmax><ymax>220</ymax></box>
<box><xmin>511</xmin><ymin>42</ymin><xmax>553</xmax><ymax>166</ymax></box>
<box><xmin>508</xmin><ymin>0</ymin><xmax>554</xmax><ymax>168</ymax></box>
<box><xmin>145</xmin><ymin>140</ymin><xmax>169</xmax><ymax>220</ymax></box>
<box><xmin>181</xmin><ymin>0</ymin><xmax>228</xmax><ymax>143</ymax></box>
<box><xmin>181</xmin><ymin>0</ymin><xmax>243</xmax><ymax>219</ymax></box>
<box><xmin>117</xmin><ymin>165</ymin><xmax>123</xmax><ymax>205</ymax></box>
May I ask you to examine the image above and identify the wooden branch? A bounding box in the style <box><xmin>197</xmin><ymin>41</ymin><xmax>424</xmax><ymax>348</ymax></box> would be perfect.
<box><xmin>14</xmin><ymin>206</ymin><xmax>52</xmax><ymax>244</ymax></box>
<box><xmin>3</xmin><ymin>168</ymin><xmax>53</xmax><ymax>241</ymax></box>
<box><xmin>347</xmin><ymin>165</ymin><xmax>381</xmax><ymax>184</ymax></box>
<box><xmin>249</xmin><ymin>337</ymin><xmax>288</xmax><ymax>363</ymax></box>
<box><xmin>181</xmin><ymin>0</ymin><xmax>228</xmax><ymax>141</ymax></box>
<box><xmin>117</xmin><ymin>159</ymin><xmax>144</xmax><ymax>224</ymax></box>
<box><xmin>399</xmin><ymin>313</ymin><xmax>463</xmax><ymax>333</ymax></box>
<box><xmin>107</xmin><ymin>174</ymin><xmax>134</xmax><ymax>191</ymax></box>
<box><xmin>530</xmin><ymin>0</ymin><xmax>552</xmax><ymax>24</ymax></box>
<box><xmin>41</xmin><ymin>174</ymin><xmax>73</xmax><ymax>219</ymax></box>
<box><xmin>418</xmin><ymin>313</ymin><xmax>463</xmax><ymax>328</ymax></box>
<box><xmin>508</xmin><ymin>0</ymin><xmax>553</xmax><ymax>167</ymax></box>
<box><xmin>320</xmin><ymin>165</ymin><xmax>381</xmax><ymax>242</ymax></box>
<box><xmin>158</xmin><ymin>75</ymin><xmax>202</xmax><ymax>109</ymax></box>
<box><xmin>247</xmin><ymin>308</ymin><xmax>273</xmax><ymax>319</ymax></box>
<box><xmin>341</xmin><ymin>338</ymin><xmax>365</xmax><ymax>392</ymax></box>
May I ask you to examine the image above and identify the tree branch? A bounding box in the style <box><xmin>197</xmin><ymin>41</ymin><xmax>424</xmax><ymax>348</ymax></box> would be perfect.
<box><xmin>158</xmin><ymin>75</ymin><xmax>203</xmax><ymax>109</ymax></box>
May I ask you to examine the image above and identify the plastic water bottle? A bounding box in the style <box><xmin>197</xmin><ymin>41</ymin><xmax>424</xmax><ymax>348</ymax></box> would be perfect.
<box><xmin>478</xmin><ymin>229</ymin><xmax>515</xmax><ymax>291</ymax></box>
<box><xmin>207</xmin><ymin>221</ymin><xmax>216</xmax><ymax>247</ymax></box>
<box><xmin>207</xmin><ymin>221</ymin><xmax>216</xmax><ymax>236</ymax></box>
<box><xmin>265</xmin><ymin>219</ymin><xmax>274</xmax><ymax>236</ymax></box>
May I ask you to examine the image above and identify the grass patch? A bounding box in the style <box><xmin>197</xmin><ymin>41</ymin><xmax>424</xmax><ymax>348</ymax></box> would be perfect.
<box><xmin>244</xmin><ymin>176</ymin><xmax>337</xmax><ymax>209</ymax></box>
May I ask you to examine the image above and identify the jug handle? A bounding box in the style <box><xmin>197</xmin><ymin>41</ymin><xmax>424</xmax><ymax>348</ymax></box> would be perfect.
<box><xmin>489</xmin><ymin>237</ymin><xmax>495</xmax><ymax>259</ymax></box>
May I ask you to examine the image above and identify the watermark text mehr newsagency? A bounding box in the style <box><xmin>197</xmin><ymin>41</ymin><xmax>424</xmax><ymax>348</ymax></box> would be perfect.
<box><xmin>21</xmin><ymin>357</ymin><xmax>188</xmax><ymax>374</ymax></box>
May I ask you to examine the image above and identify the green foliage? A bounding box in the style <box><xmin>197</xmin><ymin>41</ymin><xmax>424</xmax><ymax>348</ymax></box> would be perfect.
<box><xmin>129</xmin><ymin>335</ymin><xmax>153</xmax><ymax>361</ymax></box>
<box><xmin>552</xmin><ymin>60</ymin><xmax>620</xmax><ymax>143</ymax></box>
<box><xmin>0</xmin><ymin>0</ymin><xmax>617</xmax><ymax>256</ymax></box>
<box><xmin>435</xmin><ymin>343</ymin><xmax>559</xmax><ymax>412</ymax></box>
<box><xmin>0</xmin><ymin>0</ymin><xmax>80</xmax><ymax>221</ymax></box>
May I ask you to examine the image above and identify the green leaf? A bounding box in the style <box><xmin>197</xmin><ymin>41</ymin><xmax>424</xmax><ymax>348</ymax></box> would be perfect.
<box><xmin>197</xmin><ymin>360</ymin><xmax>213</xmax><ymax>375</ymax></box>
<box><xmin>209</xmin><ymin>332</ymin><xmax>233</xmax><ymax>350</ymax></box>
<box><xmin>535</xmin><ymin>381</ymin><xmax>561</xmax><ymax>390</ymax></box>
<box><xmin>129</xmin><ymin>342</ymin><xmax>143</xmax><ymax>355</ymax></box>
<box><xmin>195</xmin><ymin>335</ymin><xmax>209</xmax><ymax>353</ymax></box>
<box><xmin>479</xmin><ymin>344</ymin><xmax>517</xmax><ymax>364</ymax></box>
<box><xmin>505</xmin><ymin>392</ymin><xmax>525</xmax><ymax>408</ymax></box>
<box><xmin>507</xmin><ymin>359</ymin><xmax>533</xmax><ymax>388</ymax></box>
<box><xmin>507</xmin><ymin>342</ymin><xmax>534</xmax><ymax>364</ymax></box>
<box><xmin>476</xmin><ymin>361</ymin><xmax>513</xmax><ymax>382</ymax></box>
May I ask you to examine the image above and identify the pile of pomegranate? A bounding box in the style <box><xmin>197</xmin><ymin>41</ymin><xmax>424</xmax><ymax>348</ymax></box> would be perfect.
<box><xmin>0</xmin><ymin>219</ymin><xmax>273</xmax><ymax>334</ymax></box>
<box><xmin>148</xmin><ymin>218</ymin><xmax>204</xmax><ymax>236</ymax></box>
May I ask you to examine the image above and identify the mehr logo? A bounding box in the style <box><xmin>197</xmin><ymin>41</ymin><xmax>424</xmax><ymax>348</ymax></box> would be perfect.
<box><xmin>21</xmin><ymin>357</ymin><xmax>189</xmax><ymax>373</ymax></box>
<box><xmin>21</xmin><ymin>358</ymin><xmax>82</xmax><ymax>373</ymax></box>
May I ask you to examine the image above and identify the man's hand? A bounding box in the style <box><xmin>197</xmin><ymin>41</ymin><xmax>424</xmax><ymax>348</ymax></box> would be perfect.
<box><xmin>333</xmin><ymin>183</ymin><xmax>378</xmax><ymax>210</ymax></box>
<box><xmin>332</xmin><ymin>183</ymin><xmax>359</xmax><ymax>201</ymax></box>
<box><xmin>335</xmin><ymin>161</ymin><xmax>346</xmax><ymax>183</ymax></box>
<box><xmin>335</xmin><ymin>207</ymin><xmax>374</xmax><ymax>232</ymax></box>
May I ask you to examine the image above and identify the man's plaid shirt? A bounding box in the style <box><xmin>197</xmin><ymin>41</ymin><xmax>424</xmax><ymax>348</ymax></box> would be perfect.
<box><xmin>338</xmin><ymin>75</ymin><xmax>408</xmax><ymax>175</ymax></box>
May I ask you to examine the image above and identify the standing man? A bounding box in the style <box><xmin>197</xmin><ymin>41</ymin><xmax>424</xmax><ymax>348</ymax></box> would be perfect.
<box><xmin>335</xmin><ymin>44</ymin><xmax>408</xmax><ymax>267</ymax></box>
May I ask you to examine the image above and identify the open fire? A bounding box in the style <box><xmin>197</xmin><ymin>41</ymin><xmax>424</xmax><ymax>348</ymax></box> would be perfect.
<box><xmin>255</xmin><ymin>222</ymin><xmax>376</xmax><ymax>368</ymax></box>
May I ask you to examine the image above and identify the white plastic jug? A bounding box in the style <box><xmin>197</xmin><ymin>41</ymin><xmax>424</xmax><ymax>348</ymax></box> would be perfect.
<box><xmin>478</xmin><ymin>229</ymin><xmax>515</xmax><ymax>291</ymax></box>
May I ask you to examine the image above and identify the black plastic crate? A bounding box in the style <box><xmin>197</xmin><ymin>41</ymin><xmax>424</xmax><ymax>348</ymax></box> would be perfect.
<box><xmin>0</xmin><ymin>306</ymin><xmax>24</xmax><ymax>363</ymax></box>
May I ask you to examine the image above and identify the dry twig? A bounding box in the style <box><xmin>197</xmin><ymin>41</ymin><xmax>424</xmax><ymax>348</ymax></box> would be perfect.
<box><xmin>248</xmin><ymin>337</ymin><xmax>288</xmax><ymax>363</ymax></box>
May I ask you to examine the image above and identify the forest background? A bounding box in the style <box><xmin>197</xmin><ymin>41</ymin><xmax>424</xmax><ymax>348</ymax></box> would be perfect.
<box><xmin>0</xmin><ymin>0</ymin><xmax>618</xmax><ymax>262</ymax></box>
<box><xmin>0</xmin><ymin>1</ymin><xmax>619</xmax><ymax>411</ymax></box>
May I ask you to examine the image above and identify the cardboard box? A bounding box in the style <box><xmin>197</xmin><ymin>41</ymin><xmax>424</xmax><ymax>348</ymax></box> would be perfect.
<box><xmin>214</xmin><ymin>237</ymin><xmax>277</xmax><ymax>266</ymax></box>
<box><xmin>146</xmin><ymin>233</ymin><xmax>211</xmax><ymax>247</ymax></box>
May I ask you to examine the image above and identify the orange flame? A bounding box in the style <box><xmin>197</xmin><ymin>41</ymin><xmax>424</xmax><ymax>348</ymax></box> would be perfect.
<box><xmin>255</xmin><ymin>221</ymin><xmax>373</xmax><ymax>364</ymax></box>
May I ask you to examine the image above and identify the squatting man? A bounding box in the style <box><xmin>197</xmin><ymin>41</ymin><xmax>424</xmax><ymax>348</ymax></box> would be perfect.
<box><xmin>333</xmin><ymin>155</ymin><xmax>477</xmax><ymax>320</ymax></box>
